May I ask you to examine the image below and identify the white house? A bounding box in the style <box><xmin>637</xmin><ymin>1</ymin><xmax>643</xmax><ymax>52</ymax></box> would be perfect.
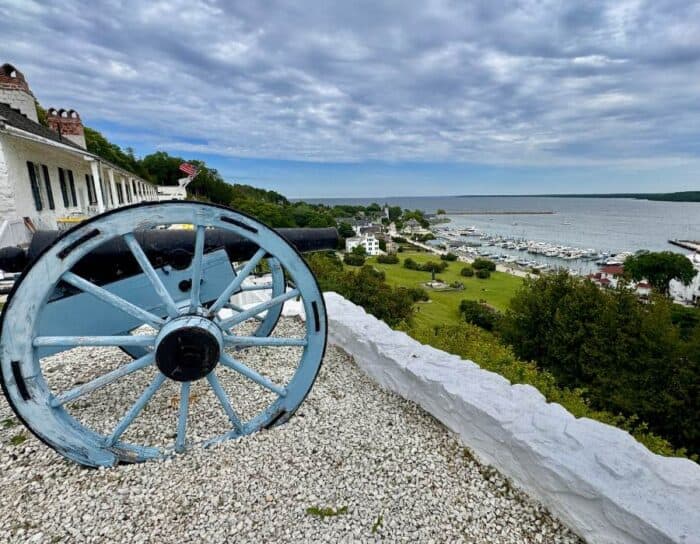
<box><xmin>345</xmin><ymin>234</ymin><xmax>381</xmax><ymax>256</ymax></box>
<box><xmin>0</xmin><ymin>63</ymin><xmax>158</xmax><ymax>248</ymax></box>
<box><xmin>670</xmin><ymin>253</ymin><xmax>700</xmax><ymax>306</ymax></box>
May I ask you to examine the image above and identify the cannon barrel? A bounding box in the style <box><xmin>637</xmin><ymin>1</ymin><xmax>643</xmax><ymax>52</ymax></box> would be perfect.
<box><xmin>0</xmin><ymin>227</ymin><xmax>338</xmax><ymax>282</ymax></box>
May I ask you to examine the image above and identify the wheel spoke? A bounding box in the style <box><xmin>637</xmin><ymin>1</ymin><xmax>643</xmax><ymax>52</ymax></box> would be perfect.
<box><xmin>220</xmin><ymin>353</ymin><xmax>287</xmax><ymax>397</ymax></box>
<box><xmin>123</xmin><ymin>233</ymin><xmax>180</xmax><ymax>318</ymax></box>
<box><xmin>224</xmin><ymin>302</ymin><xmax>265</xmax><ymax>322</ymax></box>
<box><xmin>175</xmin><ymin>381</ymin><xmax>190</xmax><ymax>453</ymax></box>
<box><xmin>223</xmin><ymin>336</ymin><xmax>307</xmax><ymax>347</ymax></box>
<box><xmin>105</xmin><ymin>372</ymin><xmax>166</xmax><ymax>446</ymax></box>
<box><xmin>208</xmin><ymin>248</ymin><xmax>267</xmax><ymax>315</ymax></box>
<box><xmin>34</xmin><ymin>335</ymin><xmax>156</xmax><ymax>348</ymax></box>
<box><xmin>50</xmin><ymin>353</ymin><xmax>155</xmax><ymax>407</ymax></box>
<box><xmin>63</xmin><ymin>272</ymin><xmax>165</xmax><ymax>329</ymax></box>
<box><xmin>206</xmin><ymin>372</ymin><xmax>244</xmax><ymax>432</ymax></box>
<box><xmin>189</xmin><ymin>225</ymin><xmax>206</xmax><ymax>312</ymax></box>
<box><xmin>239</xmin><ymin>283</ymin><xmax>274</xmax><ymax>291</ymax></box>
<box><xmin>218</xmin><ymin>289</ymin><xmax>299</xmax><ymax>329</ymax></box>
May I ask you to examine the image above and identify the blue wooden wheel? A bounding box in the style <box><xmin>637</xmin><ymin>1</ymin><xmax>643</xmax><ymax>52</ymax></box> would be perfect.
<box><xmin>119</xmin><ymin>255</ymin><xmax>286</xmax><ymax>360</ymax></box>
<box><xmin>0</xmin><ymin>202</ymin><xmax>327</xmax><ymax>467</ymax></box>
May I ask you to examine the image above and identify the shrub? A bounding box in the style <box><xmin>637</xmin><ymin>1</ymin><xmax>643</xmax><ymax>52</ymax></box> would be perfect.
<box><xmin>460</xmin><ymin>266</ymin><xmax>474</xmax><ymax>277</ymax></box>
<box><xmin>410</xmin><ymin>322</ymin><xmax>683</xmax><ymax>458</ymax></box>
<box><xmin>405</xmin><ymin>287</ymin><xmax>429</xmax><ymax>302</ymax></box>
<box><xmin>440</xmin><ymin>252</ymin><xmax>458</xmax><ymax>261</ymax></box>
<box><xmin>530</xmin><ymin>267</ymin><xmax>541</xmax><ymax>275</ymax></box>
<box><xmin>500</xmin><ymin>271</ymin><xmax>700</xmax><ymax>456</ymax></box>
<box><xmin>450</xmin><ymin>281</ymin><xmax>464</xmax><ymax>289</ymax></box>
<box><xmin>403</xmin><ymin>257</ymin><xmax>418</xmax><ymax>270</ymax></box>
<box><xmin>475</xmin><ymin>268</ymin><xmax>491</xmax><ymax>279</ymax></box>
<box><xmin>377</xmin><ymin>254</ymin><xmax>399</xmax><ymax>264</ymax></box>
<box><xmin>343</xmin><ymin>252</ymin><xmax>366</xmax><ymax>266</ymax></box>
<box><xmin>420</xmin><ymin>261</ymin><xmax>448</xmax><ymax>273</ymax></box>
<box><xmin>459</xmin><ymin>300</ymin><xmax>499</xmax><ymax>331</ymax></box>
<box><xmin>306</xmin><ymin>254</ymin><xmax>416</xmax><ymax>327</ymax></box>
<box><xmin>472</xmin><ymin>258</ymin><xmax>496</xmax><ymax>271</ymax></box>
<box><xmin>392</xmin><ymin>236</ymin><xmax>408</xmax><ymax>243</ymax></box>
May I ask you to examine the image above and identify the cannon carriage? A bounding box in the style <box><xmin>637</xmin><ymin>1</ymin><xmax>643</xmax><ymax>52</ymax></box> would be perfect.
<box><xmin>0</xmin><ymin>201</ymin><xmax>337</xmax><ymax>467</ymax></box>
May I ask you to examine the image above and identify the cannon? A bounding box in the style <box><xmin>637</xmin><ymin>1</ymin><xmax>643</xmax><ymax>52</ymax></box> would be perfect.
<box><xmin>0</xmin><ymin>201</ymin><xmax>336</xmax><ymax>467</ymax></box>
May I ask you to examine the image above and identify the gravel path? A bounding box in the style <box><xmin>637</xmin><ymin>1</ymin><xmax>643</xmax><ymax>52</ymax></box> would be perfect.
<box><xmin>0</xmin><ymin>318</ymin><xmax>581</xmax><ymax>543</ymax></box>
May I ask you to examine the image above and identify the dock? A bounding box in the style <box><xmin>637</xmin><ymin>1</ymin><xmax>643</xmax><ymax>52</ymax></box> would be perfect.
<box><xmin>669</xmin><ymin>239</ymin><xmax>700</xmax><ymax>252</ymax></box>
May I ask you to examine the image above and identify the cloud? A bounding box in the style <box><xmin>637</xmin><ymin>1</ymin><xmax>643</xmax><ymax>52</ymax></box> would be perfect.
<box><xmin>1</xmin><ymin>0</ymin><xmax>699</xmax><ymax>170</ymax></box>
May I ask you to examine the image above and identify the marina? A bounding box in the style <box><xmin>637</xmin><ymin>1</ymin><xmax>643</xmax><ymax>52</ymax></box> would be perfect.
<box><xmin>431</xmin><ymin>224</ymin><xmax>637</xmax><ymax>275</ymax></box>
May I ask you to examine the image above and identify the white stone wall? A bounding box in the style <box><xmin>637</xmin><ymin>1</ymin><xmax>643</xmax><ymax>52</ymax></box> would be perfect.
<box><xmin>0</xmin><ymin>136</ymin><xmax>16</xmax><ymax>219</ymax></box>
<box><xmin>282</xmin><ymin>293</ymin><xmax>700</xmax><ymax>544</ymax></box>
<box><xmin>0</xmin><ymin>88</ymin><xmax>38</xmax><ymax>122</ymax></box>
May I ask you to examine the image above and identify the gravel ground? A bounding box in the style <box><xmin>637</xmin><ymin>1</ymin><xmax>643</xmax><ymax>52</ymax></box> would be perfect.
<box><xmin>0</xmin><ymin>318</ymin><xmax>582</xmax><ymax>543</ymax></box>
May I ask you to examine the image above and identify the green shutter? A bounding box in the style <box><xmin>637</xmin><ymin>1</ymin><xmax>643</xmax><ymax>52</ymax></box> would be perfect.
<box><xmin>58</xmin><ymin>168</ymin><xmax>70</xmax><ymax>207</ymax></box>
<box><xmin>26</xmin><ymin>161</ymin><xmax>43</xmax><ymax>211</ymax></box>
<box><xmin>68</xmin><ymin>170</ymin><xmax>77</xmax><ymax>206</ymax></box>
<box><xmin>42</xmin><ymin>165</ymin><xmax>55</xmax><ymax>210</ymax></box>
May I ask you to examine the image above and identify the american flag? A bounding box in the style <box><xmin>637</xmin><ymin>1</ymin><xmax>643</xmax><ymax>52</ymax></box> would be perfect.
<box><xmin>179</xmin><ymin>162</ymin><xmax>198</xmax><ymax>177</ymax></box>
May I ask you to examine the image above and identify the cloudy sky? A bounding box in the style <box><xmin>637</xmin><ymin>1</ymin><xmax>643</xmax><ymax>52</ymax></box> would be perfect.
<box><xmin>1</xmin><ymin>0</ymin><xmax>699</xmax><ymax>197</ymax></box>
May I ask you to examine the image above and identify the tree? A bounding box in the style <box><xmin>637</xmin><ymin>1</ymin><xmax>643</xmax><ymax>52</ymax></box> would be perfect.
<box><xmin>459</xmin><ymin>300</ymin><xmax>499</xmax><ymax>331</ymax></box>
<box><xmin>472</xmin><ymin>258</ymin><xmax>496</xmax><ymax>271</ymax></box>
<box><xmin>388</xmin><ymin>206</ymin><xmax>402</xmax><ymax>222</ymax></box>
<box><xmin>475</xmin><ymin>269</ymin><xmax>491</xmax><ymax>279</ymax></box>
<box><xmin>337</xmin><ymin>222</ymin><xmax>355</xmax><ymax>239</ymax></box>
<box><xmin>440</xmin><ymin>252</ymin><xmax>458</xmax><ymax>261</ymax></box>
<box><xmin>344</xmin><ymin>253</ymin><xmax>366</xmax><ymax>266</ymax></box>
<box><xmin>460</xmin><ymin>266</ymin><xmax>474</xmax><ymax>277</ymax></box>
<box><xmin>624</xmin><ymin>251</ymin><xmax>697</xmax><ymax>295</ymax></box>
<box><xmin>351</xmin><ymin>244</ymin><xmax>367</xmax><ymax>257</ymax></box>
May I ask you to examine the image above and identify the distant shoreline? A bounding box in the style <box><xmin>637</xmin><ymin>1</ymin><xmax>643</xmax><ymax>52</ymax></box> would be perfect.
<box><xmin>447</xmin><ymin>210</ymin><xmax>555</xmax><ymax>215</ymax></box>
<box><xmin>301</xmin><ymin>191</ymin><xmax>700</xmax><ymax>203</ymax></box>
<box><xmin>455</xmin><ymin>191</ymin><xmax>700</xmax><ymax>203</ymax></box>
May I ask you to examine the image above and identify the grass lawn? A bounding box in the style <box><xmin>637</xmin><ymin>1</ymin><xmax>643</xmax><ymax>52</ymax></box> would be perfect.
<box><xmin>365</xmin><ymin>251</ymin><xmax>524</xmax><ymax>328</ymax></box>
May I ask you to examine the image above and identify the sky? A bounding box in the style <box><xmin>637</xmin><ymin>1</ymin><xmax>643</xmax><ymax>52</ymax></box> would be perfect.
<box><xmin>1</xmin><ymin>0</ymin><xmax>699</xmax><ymax>198</ymax></box>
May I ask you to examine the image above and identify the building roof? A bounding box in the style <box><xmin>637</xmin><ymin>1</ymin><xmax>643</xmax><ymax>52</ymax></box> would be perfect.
<box><xmin>0</xmin><ymin>102</ymin><xmax>85</xmax><ymax>151</ymax></box>
<box><xmin>0</xmin><ymin>102</ymin><xmax>152</xmax><ymax>185</ymax></box>
<box><xmin>600</xmin><ymin>265</ymin><xmax>624</xmax><ymax>276</ymax></box>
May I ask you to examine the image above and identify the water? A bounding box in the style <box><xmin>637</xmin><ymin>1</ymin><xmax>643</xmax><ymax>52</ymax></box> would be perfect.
<box><xmin>305</xmin><ymin>195</ymin><xmax>700</xmax><ymax>254</ymax></box>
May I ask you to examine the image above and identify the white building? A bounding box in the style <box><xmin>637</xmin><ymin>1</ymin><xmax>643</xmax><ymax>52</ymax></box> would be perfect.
<box><xmin>670</xmin><ymin>253</ymin><xmax>700</xmax><ymax>306</ymax></box>
<box><xmin>0</xmin><ymin>63</ymin><xmax>158</xmax><ymax>248</ymax></box>
<box><xmin>345</xmin><ymin>234</ymin><xmax>381</xmax><ymax>256</ymax></box>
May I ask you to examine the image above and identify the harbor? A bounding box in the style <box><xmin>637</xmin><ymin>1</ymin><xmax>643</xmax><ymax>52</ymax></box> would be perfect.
<box><xmin>429</xmin><ymin>224</ymin><xmax>633</xmax><ymax>276</ymax></box>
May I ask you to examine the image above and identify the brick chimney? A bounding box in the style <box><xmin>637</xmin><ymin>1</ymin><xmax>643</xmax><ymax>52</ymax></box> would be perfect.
<box><xmin>46</xmin><ymin>108</ymin><xmax>86</xmax><ymax>149</ymax></box>
<box><xmin>0</xmin><ymin>63</ymin><xmax>38</xmax><ymax>122</ymax></box>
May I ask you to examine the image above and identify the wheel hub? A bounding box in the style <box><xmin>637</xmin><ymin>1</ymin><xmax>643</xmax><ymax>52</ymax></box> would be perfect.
<box><xmin>155</xmin><ymin>316</ymin><xmax>223</xmax><ymax>382</ymax></box>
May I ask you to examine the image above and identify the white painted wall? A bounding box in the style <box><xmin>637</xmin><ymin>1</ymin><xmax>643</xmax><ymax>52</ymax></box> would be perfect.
<box><xmin>670</xmin><ymin>253</ymin><xmax>700</xmax><ymax>305</ymax></box>
<box><xmin>279</xmin><ymin>293</ymin><xmax>700</xmax><ymax>544</ymax></box>
<box><xmin>0</xmin><ymin>133</ymin><xmax>157</xmax><ymax>233</ymax></box>
<box><xmin>0</xmin><ymin>133</ymin><xmax>96</xmax><ymax>229</ymax></box>
<box><xmin>0</xmin><ymin>88</ymin><xmax>37</xmax><ymax>122</ymax></box>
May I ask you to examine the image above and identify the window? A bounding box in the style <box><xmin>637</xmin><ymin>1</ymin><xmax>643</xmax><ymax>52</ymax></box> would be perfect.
<box><xmin>67</xmin><ymin>170</ymin><xmax>77</xmax><ymax>206</ymax></box>
<box><xmin>116</xmin><ymin>183</ymin><xmax>124</xmax><ymax>204</ymax></box>
<box><xmin>85</xmin><ymin>174</ymin><xmax>96</xmax><ymax>205</ymax></box>
<box><xmin>26</xmin><ymin>161</ymin><xmax>42</xmax><ymax>211</ymax></box>
<box><xmin>58</xmin><ymin>168</ymin><xmax>70</xmax><ymax>207</ymax></box>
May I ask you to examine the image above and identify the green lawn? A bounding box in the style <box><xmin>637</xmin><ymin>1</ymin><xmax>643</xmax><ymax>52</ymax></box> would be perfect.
<box><xmin>365</xmin><ymin>251</ymin><xmax>524</xmax><ymax>328</ymax></box>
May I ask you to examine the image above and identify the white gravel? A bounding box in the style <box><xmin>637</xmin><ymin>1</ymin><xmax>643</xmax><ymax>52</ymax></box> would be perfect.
<box><xmin>0</xmin><ymin>318</ymin><xmax>582</xmax><ymax>543</ymax></box>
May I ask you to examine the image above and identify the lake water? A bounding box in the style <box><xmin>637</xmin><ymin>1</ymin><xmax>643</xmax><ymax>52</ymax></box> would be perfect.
<box><xmin>304</xmin><ymin>196</ymin><xmax>700</xmax><ymax>257</ymax></box>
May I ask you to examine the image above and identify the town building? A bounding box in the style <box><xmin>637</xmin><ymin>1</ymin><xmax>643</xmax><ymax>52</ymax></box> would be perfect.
<box><xmin>345</xmin><ymin>234</ymin><xmax>381</xmax><ymax>256</ymax></box>
<box><xmin>0</xmin><ymin>63</ymin><xmax>158</xmax><ymax>248</ymax></box>
<box><xmin>402</xmin><ymin>218</ymin><xmax>431</xmax><ymax>236</ymax></box>
<box><xmin>670</xmin><ymin>253</ymin><xmax>700</xmax><ymax>306</ymax></box>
